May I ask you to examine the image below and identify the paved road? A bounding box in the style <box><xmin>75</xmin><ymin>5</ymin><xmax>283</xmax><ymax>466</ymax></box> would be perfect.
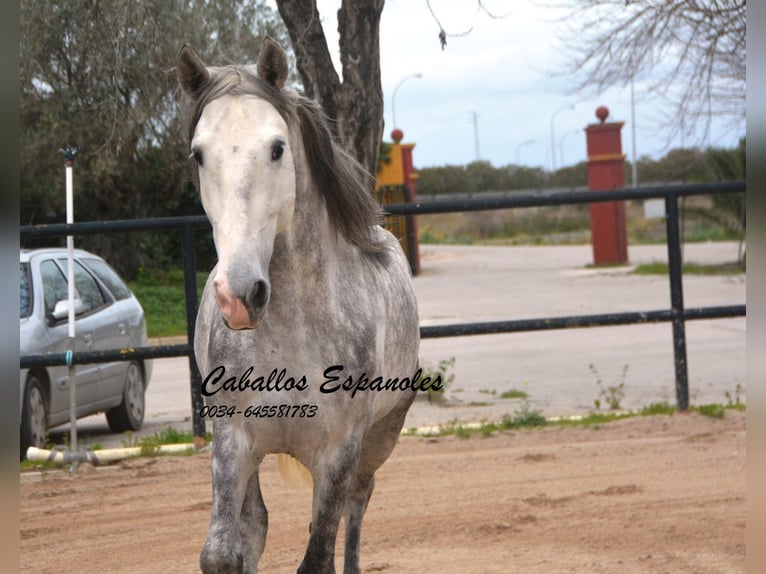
<box><xmin>50</xmin><ymin>241</ymin><xmax>746</xmax><ymax>448</ymax></box>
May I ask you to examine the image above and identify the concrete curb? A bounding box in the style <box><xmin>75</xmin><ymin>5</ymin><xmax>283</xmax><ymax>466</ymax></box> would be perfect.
<box><xmin>148</xmin><ymin>335</ymin><xmax>187</xmax><ymax>346</ymax></box>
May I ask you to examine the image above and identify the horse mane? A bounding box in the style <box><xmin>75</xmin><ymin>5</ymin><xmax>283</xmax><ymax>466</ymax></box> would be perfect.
<box><xmin>182</xmin><ymin>65</ymin><xmax>386</xmax><ymax>253</ymax></box>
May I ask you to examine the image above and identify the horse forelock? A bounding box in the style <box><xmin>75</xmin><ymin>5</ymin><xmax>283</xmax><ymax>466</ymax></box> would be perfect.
<box><xmin>182</xmin><ymin>64</ymin><xmax>386</xmax><ymax>254</ymax></box>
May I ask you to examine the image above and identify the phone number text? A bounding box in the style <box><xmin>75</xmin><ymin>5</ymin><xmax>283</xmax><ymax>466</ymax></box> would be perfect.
<box><xmin>199</xmin><ymin>404</ymin><xmax>318</xmax><ymax>419</ymax></box>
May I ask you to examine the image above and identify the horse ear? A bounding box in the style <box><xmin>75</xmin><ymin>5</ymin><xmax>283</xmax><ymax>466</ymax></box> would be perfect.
<box><xmin>256</xmin><ymin>37</ymin><xmax>288</xmax><ymax>90</ymax></box>
<box><xmin>177</xmin><ymin>45</ymin><xmax>210</xmax><ymax>99</ymax></box>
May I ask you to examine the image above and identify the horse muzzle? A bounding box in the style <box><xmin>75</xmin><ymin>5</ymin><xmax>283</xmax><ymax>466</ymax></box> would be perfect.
<box><xmin>213</xmin><ymin>276</ymin><xmax>270</xmax><ymax>330</ymax></box>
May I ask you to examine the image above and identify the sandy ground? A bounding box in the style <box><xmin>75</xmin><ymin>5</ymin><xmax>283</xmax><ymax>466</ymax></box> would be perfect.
<box><xmin>20</xmin><ymin>410</ymin><xmax>745</xmax><ymax>574</ymax></box>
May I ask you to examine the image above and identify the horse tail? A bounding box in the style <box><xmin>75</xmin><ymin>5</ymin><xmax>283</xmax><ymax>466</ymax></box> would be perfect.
<box><xmin>277</xmin><ymin>454</ymin><xmax>313</xmax><ymax>489</ymax></box>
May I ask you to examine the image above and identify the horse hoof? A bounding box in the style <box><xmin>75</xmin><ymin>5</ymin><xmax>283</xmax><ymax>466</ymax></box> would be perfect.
<box><xmin>200</xmin><ymin>547</ymin><xmax>244</xmax><ymax>574</ymax></box>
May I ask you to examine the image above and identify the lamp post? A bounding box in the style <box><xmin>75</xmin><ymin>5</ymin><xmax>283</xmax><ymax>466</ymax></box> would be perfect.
<box><xmin>470</xmin><ymin>111</ymin><xmax>480</xmax><ymax>161</ymax></box>
<box><xmin>391</xmin><ymin>73</ymin><xmax>422</xmax><ymax>129</ymax></box>
<box><xmin>59</xmin><ymin>144</ymin><xmax>79</xmax><ymax>456</ymax></box>
<box><xmin>514</xmin><ymin>139</ymin><xmax>535</xmax><ymax>165</ymax></box>
<box><xmin>558</xmin><ymin>129</ymin><xmax>581</xmax><ymax>168</ymax></box>
<box><xmin>630</xmin><ymin>76</ymin><xmax>638</xmax><ymax>187</ymax></box>
<box><xmin>550</xmin><ymin>103</ymin><xmax>575</xmax><ymax>171</ymax></box>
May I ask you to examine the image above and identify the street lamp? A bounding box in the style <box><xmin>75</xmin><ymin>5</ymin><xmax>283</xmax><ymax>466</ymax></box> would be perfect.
<box><xmin>550</xmin><ymin>103</ymin><xmax>575</xmax><ymax>171</ymax></box>
<box><xmin>630</xmin><ymin>76</ymin><xmax>638</xmax><ymax>187</ymax></box>
<box><xmin>391</xmin><ymin>73</ymin><xmax>422</xmax><ymax>130</ymax></box>
<box><xmin>514</xmin><ymin>139</ymin><xmax>535</xmax><ymax>165</ymax></box>
<box><xmin>558</xmin><ymin>129</ymin><xmax>581</xmax><ymax>168</ymax></box>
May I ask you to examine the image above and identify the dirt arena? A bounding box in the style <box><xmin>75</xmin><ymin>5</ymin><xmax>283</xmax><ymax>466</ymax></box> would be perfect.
<box><xmin>20</xmin><ymin>410</ymin><xmax>745</xmax><ymax>573</ymax></box>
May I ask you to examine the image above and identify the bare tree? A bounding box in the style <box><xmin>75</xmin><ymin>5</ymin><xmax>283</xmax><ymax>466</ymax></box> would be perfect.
<box><xmin>548</xmin><ymin>0</ymin><xmax>745</xmax><ymax>143</ymax></box>
<box><xmin>274</xmin><ymin>0</ymin><xmax>506</xmax><ymax>176</ymax></box>
<box><xmin>425</xmin><ymin>0</ymin><xmax>509</xmax><ymax>50</ymax></box>
<box><xmin>275</xmin><ymin>0</ymin><xmax>385</xmax><ymax>177</ymax></box>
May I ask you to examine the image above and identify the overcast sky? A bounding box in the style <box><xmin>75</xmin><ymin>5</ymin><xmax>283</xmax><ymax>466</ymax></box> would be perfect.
<box><xmin>268</xmin><ymin>0</ymin><xmax>744</xmax><ymax>172</ymax></box>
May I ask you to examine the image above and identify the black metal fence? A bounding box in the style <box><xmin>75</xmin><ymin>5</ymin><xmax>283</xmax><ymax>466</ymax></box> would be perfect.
<box><xmin>20</xmin><ymin>180</ymin><xmax>746</xmax><ymax>441</ymax></box>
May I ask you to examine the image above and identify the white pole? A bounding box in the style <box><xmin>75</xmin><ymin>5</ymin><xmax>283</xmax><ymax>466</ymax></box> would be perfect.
<box><xmin>550</xmin><ymin>103</ymin><xmax>575</xmax><ymax>172</ymax></box>
<box><xmin>391</xmin><ymin>73</ymin><xmax>422</xmax><ymax>130</ymax></box>
<box><xmin>471</xmin><ymin>111</ymin><xmax>480</xmax><ymax>161</ymax></box>
<box><xmin>630</xmin><ymin>77</ymin><xmax>638</xmax><ymax>188</ymax></box>
<box><xmin>61</xmin><ymin>146</ymin><xmax>78</xmax><ymax>453</ymax></box>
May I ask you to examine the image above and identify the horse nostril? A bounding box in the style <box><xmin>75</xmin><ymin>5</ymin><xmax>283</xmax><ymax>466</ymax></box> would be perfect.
<box><xmin>247</xmin><ymin>280</ymin><xmax>269</xmax><ymax>311</ymax></box>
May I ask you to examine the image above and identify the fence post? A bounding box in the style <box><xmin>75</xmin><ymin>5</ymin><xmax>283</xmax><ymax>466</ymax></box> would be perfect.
<box><xmin>376</xmin><ymin>129</ymin><xmax>421</xmax><ymax>275</ymax></box>
<box><xmin>181</xmin><ymin>223</ymin><xmax>206</xmax><ymax>446</ymax></box>
<box><xmin>664</xmin><ymin>194</ymin><xmax>690</xmax><ymax>411</ymax></box>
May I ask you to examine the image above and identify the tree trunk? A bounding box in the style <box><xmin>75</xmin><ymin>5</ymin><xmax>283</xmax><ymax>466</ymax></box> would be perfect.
<box><xmin>275</xmin><ymin>0</ymin><xmax>385</xmax><ymax>179</ymax></box>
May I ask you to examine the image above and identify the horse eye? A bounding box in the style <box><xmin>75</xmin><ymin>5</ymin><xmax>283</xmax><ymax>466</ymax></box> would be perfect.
<box><xmin>271</xmin><ymin>142</ymin><xmax>284</xmax><ymax>162</ymax></box>
<box><xmin>189</xmin><ymin>148</ymin><xmax>203</xmax><ymax>167</ymax></box>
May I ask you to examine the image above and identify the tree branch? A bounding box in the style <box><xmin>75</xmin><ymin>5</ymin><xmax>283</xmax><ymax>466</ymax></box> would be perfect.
<box><xmin>548</xmin><ymin>0</ymin><xmax>745</xmax><ymax>144</ymax></box>
<box><xmin>275</xmin><ymin>0</ymin><xmax>341</xmax><ymax>119</ymax></box>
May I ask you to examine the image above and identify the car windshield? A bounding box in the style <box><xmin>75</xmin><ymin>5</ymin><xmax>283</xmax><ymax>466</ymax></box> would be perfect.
<box><xmin>20</xmin><ymin>263</ymin><xmax>32</xmax><ymax>319</ymax></box>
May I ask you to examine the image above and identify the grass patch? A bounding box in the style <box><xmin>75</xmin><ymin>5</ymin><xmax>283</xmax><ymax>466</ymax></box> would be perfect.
<box><xmin>425</xmin><ymin>400</ymin><xmax>548</xmax><ymax>438</ymax></box>
<box><xmin>632</xmin><ymin>261</ymin><xmax>744</xmax><ymax>276</ymax></box>
<box><xmin>416</xmin><ymin>199</ymin><xmax>740</xmax><ymax>247</ymax></box>
<box><xmin>694</xmin><ymin>403</ymin><xmax>726</xmax><ymax>419</ymax></box>
<box><xmin>129</xmin><ymin>269</ymin><xmax>208</xmax><ymax>338</ymax></box>
<box><xmin>554</xmin><ymin>411</ymin><xmax>633</xmax><ymax>427</ymax></box>
<box><xmin>122</xmin><ymin>427</ymin><xmax>209</xmax><ymax>455</ymax></box>
<box><xmin>419</xmin><ymin>357</ymin><xmax>456</xmax><ymax>405</ymax></box>
<box><xmin>639</xmin><ymin>402</ymin><xmax>677</xmax><ymax>416</ymax></box>
<box><xmin>406</xmin><ymin>397</ymin><xmax>743</xmax><ymax>439</ymax></box>
<box><xmin>499</xmin><ymin>389</ymin><xmax>528</xmax><ymax>399</ymax></box>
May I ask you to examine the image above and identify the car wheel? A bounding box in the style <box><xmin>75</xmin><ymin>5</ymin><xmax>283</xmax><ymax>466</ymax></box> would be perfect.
<box><xmin>21</xmin><ymin>375</ymin><xmax>47</xmax><ymax>459</ymax></box>
<box><xmin>106</xmin><ymin>361</ymin><xmax>145</xmax><ymax>433</ymax></box>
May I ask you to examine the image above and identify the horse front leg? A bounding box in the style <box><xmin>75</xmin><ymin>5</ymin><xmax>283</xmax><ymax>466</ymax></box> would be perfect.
<box><xmin>200</xmin><ymin>421</ymin><xmax>260</xmax><ymax>574</ymax></box>
<box><xmin>239</xmin><ymin>468</ymin><xmax>268</xmax><ymax>572</ymax></box>
<box><xmin>297</xmin><ymin>442</ymin><xmax>361</xmax><ymax>574</ymax></box>
<box><xmin>342</xmin><ymin>475</ymin><xmax>374</xmax><ymax>574</ymax></box>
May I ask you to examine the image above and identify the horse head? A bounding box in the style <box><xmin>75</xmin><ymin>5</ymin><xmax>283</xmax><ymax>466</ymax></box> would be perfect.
<box><xmin>177</xmin><ymin>40</ymin><xmax>294</xmax><ymax>330</ymax></box>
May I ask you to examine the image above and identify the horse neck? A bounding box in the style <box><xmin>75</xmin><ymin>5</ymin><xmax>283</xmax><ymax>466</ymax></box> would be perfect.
<box><xmin>268</xmin><ymin>153</ymin><xmax>346</xmax><ymax>309</ymax></box>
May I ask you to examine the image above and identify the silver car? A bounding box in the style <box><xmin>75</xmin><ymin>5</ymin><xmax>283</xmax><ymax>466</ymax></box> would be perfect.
<box><xmin>20</xmin><ymin>248</ymin><xmax>152</xmax><ymax>458</ymax></box>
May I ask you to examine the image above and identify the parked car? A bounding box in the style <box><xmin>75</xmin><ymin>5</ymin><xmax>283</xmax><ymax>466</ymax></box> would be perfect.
<box><xmin>20</xmin><ymin>248</ymin><xmax>152</xmax><ymax>458</ymax></box>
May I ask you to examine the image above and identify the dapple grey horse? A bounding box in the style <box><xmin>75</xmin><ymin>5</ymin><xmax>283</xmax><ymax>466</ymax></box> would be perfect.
<box><xmin>178</xmin><ymin>39</ymin><xmax>425</xmax><ymax>573</ymax></box>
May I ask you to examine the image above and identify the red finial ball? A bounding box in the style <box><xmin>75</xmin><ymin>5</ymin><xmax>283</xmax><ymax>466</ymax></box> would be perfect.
<box><xmin>391</xmin><ymin>128</ymin><xmax>404</xmax><ymax>143</ymax></box>
<box><xmin>596</xmin><ymin>106</ymin><xmax>609</xmax><ymax>123</ymax></box>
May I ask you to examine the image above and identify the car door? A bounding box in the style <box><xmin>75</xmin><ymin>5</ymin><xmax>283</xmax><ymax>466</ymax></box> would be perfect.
<box><xmin>39</xmin><ymin>258</ymin><xmax>100</xmax><ymax>418</ymax></box>
<box><xmin>79</xmin><ymin>256</ymin><xmax>139</xmax><ymax>404</ymax></box>
<box><xmin>58</xmin><ymin>257</ymin><xmax>128</xmax><ymax>406</ymax></box>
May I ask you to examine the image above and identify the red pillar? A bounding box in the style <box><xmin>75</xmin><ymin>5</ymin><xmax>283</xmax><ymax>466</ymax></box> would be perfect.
<box><xmin>586</xmin><ymin>106</ymin><xmax>628</xmax><ymax>265</ymax></box>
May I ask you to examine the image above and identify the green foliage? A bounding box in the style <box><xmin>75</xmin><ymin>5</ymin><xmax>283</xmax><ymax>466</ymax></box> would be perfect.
<box><xmin>377</xmin><ymin>141</ymin><xmax>393</xmax><ymax>173</ymax></box>
<box><xmin>504</xmin><ymin>400</ymin><xmax>547</xmax><ymax>428</ymax></box>
<box><xmin>555</xmin><ymin>412</ymin><xmax>632</xmax><ymax>427</ymax></box>
<box><xmin>129</xmin><ymin>270</ymin><xmax>208</xmax><ymax>338</ymax></box>
<box><xmin>725</xmin><ymin>384</ymin><xmax>745</xmax><ymax>410</ymax></box>
<box><xmin>420</xmin><ymin>357</ymin><xmax>456</xmax><ymax>404</ymax></box>
<box><xmin>633</xmin><ymin>262</ymin><xmax>745</xmax><ymax>276</ymax></box>
<box><xmin>124</xmin><ymin>427</ymin><xmax>210</xmax><ymax>457</ymax></box>
<box><xmin>415</xmin><ymin>143</ymin><xmax>743</xmax><ymax>199</ymax></box>
<box><xmin>499</xmin><ymin>389</ymin><xmax>528</xmax><ymax>399</ymax></box>
<box><xmin>695</xmin><ymin>404</ymin><xmax>726</xmax><ymax>419</ymax></box>
<box><xmin>590</xmin><ymin>363</ymin><xmax>628</xmax><ymax>411</ymax></box>
<box><xmin>416</xmin><ymin>162</ymin><xmax>551</xmax><ymax>195</ymax></box>
<box><xmin>418</xmin><ymin>205</ymin><xmax>591</xmax><ymax>246</ymax></box>
<box><xmin>20</xmin><ymin>0</ymin><xmax>292</xmax><ymax>279</ymax></box>
<box><xmin>639</xmin><ymin>402</ymin><xmax>677</xmax><ymax>416</ymax></box>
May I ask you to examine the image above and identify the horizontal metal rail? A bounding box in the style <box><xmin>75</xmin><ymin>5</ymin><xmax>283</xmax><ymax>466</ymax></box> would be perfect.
<box><xmin>420</xmin><ymin>305</ymin><xmax>745</xmax><ymax>338</ymax></box>
<box><xmin>383</xmin><ymin>181</ymin><xmax>745</xmax><ymax>215</ymax></box>
<box><xmin>20</xmin><ymin>180</ymin><xmax>746</xmax><ymax>421</ymax></box>
<box><xmin>20</xmin><ymin>304</ymin><xmax>744</xmax><ymax>369</ymax></box>
<box><xmin>20</xmin><ymin>214</ymin><xmax>211</xmax><ymax>239</ymax></box>
<box><xmin>20</xmin><ymin>344</ymin><xmax>191</xmax><ymax>369</ymax></box>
